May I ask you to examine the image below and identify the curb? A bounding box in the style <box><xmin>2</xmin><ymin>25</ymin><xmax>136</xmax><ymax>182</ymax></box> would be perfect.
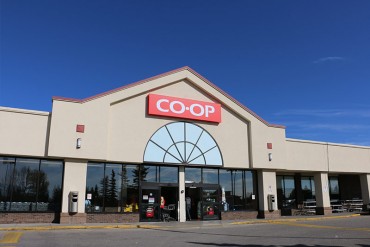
<box><xmin>0</xmin><ymin>224</ymin><xmax>161</xmax><ymax>232</ymax></box>
<box><xmin>231</xmin><ymin>213</ymin><xmax>360</xmax><ymax>225</ymax></box>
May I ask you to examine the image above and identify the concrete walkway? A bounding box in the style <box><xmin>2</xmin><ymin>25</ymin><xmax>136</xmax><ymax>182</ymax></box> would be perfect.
<box><xmin>0</xmin><ymin>213</ymin><xmax>361</xmax><ymax>231</ymax></box>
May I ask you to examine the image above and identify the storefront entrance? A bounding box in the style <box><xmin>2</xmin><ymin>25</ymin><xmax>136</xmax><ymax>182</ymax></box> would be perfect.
<box><xmin>139</xmin><ymin>183</ymin><xmax>178</xmax><ymax>222</ymax></box>
<box><xmin>185</xmin><ymin>184</ymin><xmax>221</xmax><ymax>221</ymax></box>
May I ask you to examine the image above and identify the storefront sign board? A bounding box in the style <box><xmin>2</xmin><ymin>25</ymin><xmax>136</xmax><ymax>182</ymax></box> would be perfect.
<box><xmin>148</xmin><ymin>94</ymin><xmax>221</xmax><ymax>123</ymax></box>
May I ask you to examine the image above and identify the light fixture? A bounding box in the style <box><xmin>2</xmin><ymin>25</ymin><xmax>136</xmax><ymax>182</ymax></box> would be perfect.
<box><xmin>268</xmin><ymin>153</ymin><xmax>272</xmax><ymax>161</ymax></box>
<box><xmin>76</xmin><ymin>138</ymin><xmax>82</xmax><ymax>149</ymax></box>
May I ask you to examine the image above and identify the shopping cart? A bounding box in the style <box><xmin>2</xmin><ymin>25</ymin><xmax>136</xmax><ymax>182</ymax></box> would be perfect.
<box><xmin>162</xmin><ymin>204</ymin><xmax>176</xmax><ymax>222</ymax></box>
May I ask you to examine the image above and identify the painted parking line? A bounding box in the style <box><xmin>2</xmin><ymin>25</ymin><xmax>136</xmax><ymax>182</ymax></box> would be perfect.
<box><xmin>0</xmin><ymin>232</ymin><xmax>23</xmax><ymax>244</ymax></box>
<box><xmin>272</xmin><ymin>221</ymin><xmax>370</xmax><ymax>232</ymax></box>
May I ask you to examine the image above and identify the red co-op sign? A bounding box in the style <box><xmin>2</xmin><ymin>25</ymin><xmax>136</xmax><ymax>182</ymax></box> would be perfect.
<box><xmin>148</xmin><ymin>94</ymin><xmax>221</xmax><ymax>123</ymax></box>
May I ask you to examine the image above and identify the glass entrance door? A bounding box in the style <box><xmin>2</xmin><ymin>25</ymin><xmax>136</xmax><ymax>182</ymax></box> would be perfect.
<box><xmin>186</xmin><ymin>184</ymin><xmax>221</xmax><ymax>221</ymax></box>
<box><xmin>201</xmin><ymin>186</ymin><xmax>221</xmax><ymax>220</ymax></box>
<box><xmin>140</xmin><ymin>185</ymin><xmax>161</xmax><ymax>222</ymax></box>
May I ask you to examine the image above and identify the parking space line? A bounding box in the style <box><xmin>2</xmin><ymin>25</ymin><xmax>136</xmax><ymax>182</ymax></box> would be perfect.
<box><xmin>0</xmin><ymin>232</ymin><xmax>23</xmax><ymax>244</ymax></box>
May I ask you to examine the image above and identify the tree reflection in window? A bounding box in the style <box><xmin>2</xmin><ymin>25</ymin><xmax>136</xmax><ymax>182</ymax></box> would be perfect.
<box><xmin>0</xmin><ymin>157</ymin><xmax>63</xmax><ymax>212</ymax></box>
<box><xmin>144</xmin><ymin>122</ymin><xmax>223</xmax><ymax>166</ymax></box>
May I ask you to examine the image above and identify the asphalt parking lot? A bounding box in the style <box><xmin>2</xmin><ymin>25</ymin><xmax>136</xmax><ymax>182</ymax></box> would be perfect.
<box><xmin>1</xmin><ymin>214</ymin><xmax>370</xmax><ymax>247</ymax></box>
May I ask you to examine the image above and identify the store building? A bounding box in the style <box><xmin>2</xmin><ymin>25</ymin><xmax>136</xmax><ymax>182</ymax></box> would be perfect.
<box><xmin>1</xmin><ymin>66</ymin><xmax>370</xmax><ymax>224</ymax></box>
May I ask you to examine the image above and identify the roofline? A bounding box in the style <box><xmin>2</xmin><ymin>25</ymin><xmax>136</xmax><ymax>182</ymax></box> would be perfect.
<box><xmin>52</xmin><ymin>66</ymin><xmax>192</xmax><ymax>103</ymax></box>
<box><xmin>52</xmin><ymin>66</ymin><xmax>285</xmax><ymax>129</ymax></box>
<box><xmin>0</xmin><ymin>106</ymin><xmax>50</xmax><ymax>116</ymax></box>
<box><xmin>286</xmin><ymin>138</ymin><xmax>370</xmax><ymax>149</ymax></box>
<box><xmin>187</xmin><ymin>68</ymin><xmax>285</xmax><ymax>129</ymax></box>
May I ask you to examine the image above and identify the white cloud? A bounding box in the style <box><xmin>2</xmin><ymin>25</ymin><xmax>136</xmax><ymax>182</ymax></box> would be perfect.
<box><xmin>313</xmin><ymin>56</ymin><xmax>345</xmax><ymax>64</ymax></box>
<box><xmin>274</xmin><ymin>109</ymin><xmax>343</xmax><ymax>117</ymax></box>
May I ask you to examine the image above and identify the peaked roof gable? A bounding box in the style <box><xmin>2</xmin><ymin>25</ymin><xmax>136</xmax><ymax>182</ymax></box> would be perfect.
<box><xmin>52</xmin><ymin>66</ymin><xmax>284</xmax><ymax>129</ymax></box>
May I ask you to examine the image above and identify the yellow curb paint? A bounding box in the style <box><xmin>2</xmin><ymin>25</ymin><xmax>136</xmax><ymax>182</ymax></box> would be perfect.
<box><xmin>0</xmin><ymin>226</ymin><xmax>55</xmax><ymax>231</ymax></box>
<box><xmin>272</xmin><ymin>221</ymin><xmax>370</xmax><ymax>232</ymax></box>
<box><xmin>230</xmin><ymin>214</ymin><xmax>360</xmax><ymax>225</ymax></box>
<box><xmin>0</xmin><ymin>232</ymin><xmax>23</xmax><ymax>244</ymax></box>
<box><xmin>0</xmin><ymin>224</ymin><xmax>161</xmax><ymax>232</ymax></box>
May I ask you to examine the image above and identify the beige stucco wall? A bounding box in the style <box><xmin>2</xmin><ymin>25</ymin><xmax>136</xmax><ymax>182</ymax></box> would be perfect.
<box><xmin>249</xmin><ymin>121</ymin><xmax>287</xmax><ymax>169</ymax></box>
<box><xmin>0</xmin><ymin>107</ymin><xmax>50</xmax><ymax>157</ymax></box>
<box><xmin>61</xmin><ymin>159</ymin><xmax>87</xmax><ymax>213</ymax></box>
<box><xmin>47</xmin><ymin>98</ymin><xmax>112</xmax><ymax>160</ymax></box>
<box><xmin>47</xmin><ymin>70</ymin><xmax>287</xmax><ymax>169</ymax></box>
<box><xmin>108</xmin><ymin>80</ymin><xmax>251</xmax><ymax>168</ymax></box>
<box><xmin>285</xmin><ymin>139</ymin><xmax>329</xmax><ymax>172</ymax></box>
<box><xmin>258</xmin><ymin>170</ymin><xmax>277</xmax><ymax>211</ymax></box>
<box><xmin>328</xmin><ymin>144</ymin><xmax>370</xmax><ymax>173</ymax></box>
<box><xmin>286</xmin><ymin>139</ymin><xmax>370</xmax><ymax>173</ymax></box>
<box><xmin>314</xmin><ymin>173</ymin><xmax>331</xmax><ymax>208</ymax></box>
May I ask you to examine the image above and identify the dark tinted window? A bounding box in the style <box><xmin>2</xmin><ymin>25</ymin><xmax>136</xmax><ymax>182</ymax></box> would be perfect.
<box><xmin>86</xmin><ymin>163</ymin><xmax>139</xmax><ymax>213</ymax></box>
<box><xmin>160</xmin><ymin>166</ymin><xmax>178</xmax><ymax>183</ymax></box>
<box><xmin>0</xmin><ymin>157</ymin><xmax>63</xmax><ymax>212</ymax></box>
<box><xmin>185</xmin><ymin>167</ymin><xmax>201</xmax><ymax>183</ymax></box>
<box><xmin>203</xmin><ymin>168</ymin><xmax>218</xmax><ymax>184</ymax></box>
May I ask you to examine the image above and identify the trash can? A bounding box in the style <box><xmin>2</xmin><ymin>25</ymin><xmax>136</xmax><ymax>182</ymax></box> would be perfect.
<box><xmin>69</xmin><ymin>191</ymin><xmax>79</xmax><ymax>213</ymax></box>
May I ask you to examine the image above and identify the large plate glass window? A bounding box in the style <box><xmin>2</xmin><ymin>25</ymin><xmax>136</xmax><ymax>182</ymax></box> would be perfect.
<box><xmin>0</xmin><ymin>157</ymin><xmax>63</xmax><ymax>212</ymax></box>
<box><xmin>218</xmin><ymin>169</ymin><xmax>257</xmax><ymax>211</ymax></box>
<box><xmin>329</xmin><ymin>176</ymin><xmax>340</xmax><ymax>201</ymax></box>
<box><xmin>301</xmin><ymin>176</ymin><xmax>315</xmax><ymax>201</ymax></box>
<box><xmin>276</xmin><ymin>175</ymin><xmax>296</xmax><ymax>210</ymax></box>
<box><xmin>85</xmin><ymin>163</ymin><xmax>140</xmax><ymax>213</ymax></box>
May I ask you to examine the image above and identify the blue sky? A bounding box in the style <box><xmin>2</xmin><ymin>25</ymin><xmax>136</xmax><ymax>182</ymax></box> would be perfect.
<box><xmin>1</xmin><ymin>0</ymin><xmax>370</xmax><ymax>145</ymax></box>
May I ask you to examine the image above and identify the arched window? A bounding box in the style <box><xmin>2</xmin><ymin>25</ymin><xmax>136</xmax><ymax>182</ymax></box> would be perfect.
<box><xmin>143</xmin><ymin>122</ymin><xmax>223</xmax><ymax>166</ymax></box>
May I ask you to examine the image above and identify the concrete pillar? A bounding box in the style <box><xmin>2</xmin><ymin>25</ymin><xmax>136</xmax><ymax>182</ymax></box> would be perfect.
<box><xmin>360</xmin><ymin>174</ymin><xmax>370</xmax><ymax>206</ymax></box>
<box><xmin>314</xmin><ymin>172</ymin><xmax>331</xmax><ymax>215</ymax></box>
<box><xmin>60</xmin><ymin>159</ymin><xmax>88</xmax><ymax>224</ymax></box>
<box><xmin>257</xmin><ymin>170</ymin><xmax>279</xmax><ymax>218</ymax></box>
<box><xmin>178</xmin><ymin>166</ymin><xmax>186</xmax><ymax>222</ymax></box>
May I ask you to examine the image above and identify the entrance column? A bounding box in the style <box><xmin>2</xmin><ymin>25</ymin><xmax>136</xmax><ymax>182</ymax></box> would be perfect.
<box><xmin>257</xmin><ymin>170</ymin><xmax>278</xmax><ymax>218</ymax></box>
<box><xmin>314</xmin><ymin>172</ymin><xmax>331</xmax><ymax>215</ymax></box>
<box><xmin>60</xmin><ymin>159</ymin><xmax>88</xmax><ymax>224</ymax></box>
<box><xmin>179</xmin><ymin>166</ymin><xmax>186</xmax><ymax>222</ymax></box>
<box><xmin>360</xmin><ymin>174</ymin><xmax>370</xmax><ymax>208</ymax></box>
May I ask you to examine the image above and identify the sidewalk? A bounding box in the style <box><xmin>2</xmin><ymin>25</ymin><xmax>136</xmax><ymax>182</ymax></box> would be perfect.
<box><xmin>0</xmin><ymin>213</ymin><xmax>361</xmax><ymax>231</ymax></box>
